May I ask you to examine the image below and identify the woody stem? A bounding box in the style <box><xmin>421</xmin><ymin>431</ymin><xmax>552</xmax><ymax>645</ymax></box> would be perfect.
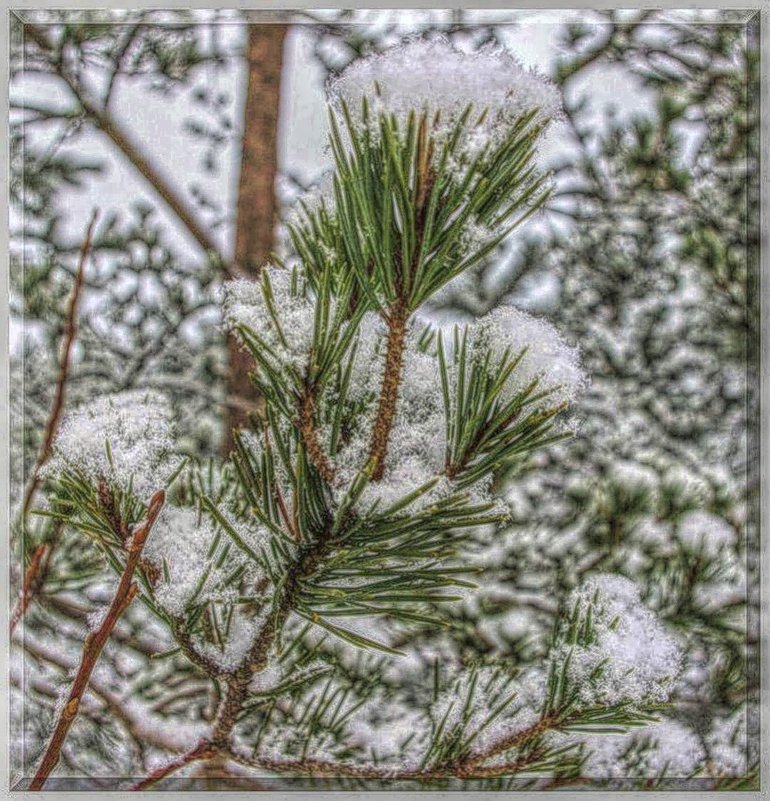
<box><xmin>368</xmin><ymin>301</ymin><xmax>410</xmax><ymax>481</ymax></box>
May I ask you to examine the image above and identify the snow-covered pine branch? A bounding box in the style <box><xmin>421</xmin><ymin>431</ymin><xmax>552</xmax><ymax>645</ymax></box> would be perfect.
<box><xmin>37</xmin><ymin>36</ymin><xmax>688</xmax><ymax>789</ymax></box>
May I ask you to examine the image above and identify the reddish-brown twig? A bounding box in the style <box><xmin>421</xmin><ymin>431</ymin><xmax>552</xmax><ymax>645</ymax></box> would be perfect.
<box><xmin>368</xmin><ymin>300</ymin><xmax>410</xmax><ymax>481</ymax></box>
<box><xmin>130</xmin><ymin>739</ymin><xmax>217</xmax><ymax>791</ymax></box>
<box><xmin>22</xmin><ymin>209</ymin><xmax>99</xmax><ymax>520</ymax></box>
<box><xmin>12</xmin><ymin>212</ymin><xmax>99</xmax><ymax>637</ymax></box>
<box><xmin>9</xmin><ymin>543</ymin><xmax>48</xmax><ymax>635</ymax></box>
<box><xmin>29</xmin><ymin>490</ymin><xmax>165</xmax><ymax>791</ymax></box>
<box><xmin>133</xmin><ymin>710</ymin><xmax>557</xmax><ymax>791</ymax></box>
<box><xmin>10</xmin><ymin>521</ymin><xmax>64</xmax><ymax>637</ymax></box>
<box><xmin>299</xmin><ymin>388</ymin><xmax>336</xmax><ymax>484</ymax></box>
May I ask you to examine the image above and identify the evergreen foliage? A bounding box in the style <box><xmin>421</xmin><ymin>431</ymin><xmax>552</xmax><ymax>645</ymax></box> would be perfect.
<box><xmin>9</xmin><ymin>11</ymin><xmax>758</xmax><ymax>791</ymax></box>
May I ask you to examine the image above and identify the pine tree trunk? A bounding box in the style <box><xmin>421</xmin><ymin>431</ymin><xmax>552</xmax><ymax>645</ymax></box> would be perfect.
<box><xmin>225</xmin><ymin>23</ymin><xmax>287</xmax><ymax>452</ymax></box>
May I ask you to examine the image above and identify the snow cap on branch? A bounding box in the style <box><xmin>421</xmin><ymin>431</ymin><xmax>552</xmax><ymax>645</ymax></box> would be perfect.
<box><xmin>223</xmin><ymin>267</ymin><xmax>316</xmax><ymax>373</ymax></box>
<box><xmin>327</xmin><ymin>36</ymin><xmax>562</xmax><ymax>146</ymax></box>
<box><xmin>471</xmin><ymin>305</ymin><xmax>587</xmax><ymax>406</ymax></box>
<box><xmin>46</xmin><ymin>389</ymin><xmax>176</xmax><ymax>499</ymax></box>
<box><xmin>558</xmin><ymin>574</ymin><xmax>682</xmax><ymax>707</ymax></box>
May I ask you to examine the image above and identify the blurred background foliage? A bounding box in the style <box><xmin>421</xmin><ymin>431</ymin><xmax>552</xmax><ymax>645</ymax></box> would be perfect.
<box><xmin>9</xmin><ymin>9</ymin><xmax>758</xmax><ymax>789</ymax></box>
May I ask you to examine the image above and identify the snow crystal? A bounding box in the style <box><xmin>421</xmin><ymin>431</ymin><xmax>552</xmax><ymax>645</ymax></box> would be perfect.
<box><xmin>557</xmin><ymin>574</ymin><xmax>682</xmax><ymax>707</ymax></box>
<box><xmin>45</xmin><ymin>389</ymin><xmax>177</xmax><ymax>500</ymax></box>
<box><xmin>468</xmin><ymin>305</ymin><xmax>587</xmax><ymax>407</ymax></box>
<box><xmin>223</xmin><ymin>267</ymin><xmax>317</xmax><ymax>375</ymax></box>
<box><xmin>328</xmin><ymin>37</ymin><xmax>562</xmax><ymax>153</ymax></box>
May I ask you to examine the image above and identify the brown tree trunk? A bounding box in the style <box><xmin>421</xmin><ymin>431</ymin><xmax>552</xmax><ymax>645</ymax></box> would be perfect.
<box><xmin>225</xmin><ymin>23</ymin><xmax>287</xmax><ymax>452</ymax></box>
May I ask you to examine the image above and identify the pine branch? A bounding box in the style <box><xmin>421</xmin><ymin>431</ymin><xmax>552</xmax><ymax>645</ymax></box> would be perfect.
<box><xmin>29</xmin><ymin>490</ymin><xmax>166</xmax><ymax>790</ymax></box>
<box><xmin>455</xmin><ymin>713</ymin><xmax>559</xmax><ymax>772</ymax></box>
<box><xmin>134</xmin><ymin>703</ymin><xmax>571</xmax><ymax>787</ymax></box>
<box><xmin>364</xmin><ymin>117</ymin><xmax>437</xmax><ymax>481</ymax></box>
<box><xmin>216</xmin><ymin>713</ymin><xmax>562</xmax><ymax>781</ymax></box>
<box><xmin>210</xmin><ymin>530</ymin><xmax>338</xmax><ymax>745</ymax></box>
<box><xmin>138</xmin><ymin>524</ymin><xmax>343</xmax><ymax>788</ymax></box>
<box><xmin>132</xmin><ymin>721</ymin><xmax>552</xmax><ymax>787</ymax></box>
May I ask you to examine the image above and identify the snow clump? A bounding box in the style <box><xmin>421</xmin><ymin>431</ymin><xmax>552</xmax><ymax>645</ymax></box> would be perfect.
<box><xmin>328</xmin><ymin>36</ymin><xmax>562</xmax><ymax>150</ymax></box>
<box><xmin>469</xmin><ymin>305</ymin><xmax>587</xmax><ymax>406</ymax></box>
<box><xmin>223</xmin><ymin>267</ymin><xmax>317</xmax><ymax>375</ymax></box>
<box><xmin>555</xmin><ymin>574</ymin><xmax>682</xmax><ymax>707</ymax></box>
<box><xmin>143</xmin><ymin>507</ymin><xmax>219</xmax><ymax>617</ymax></box>
<box><xmin>46</xmin><ymin>389</ymin><xmax>177</xmax><ymax>500</ymax></box>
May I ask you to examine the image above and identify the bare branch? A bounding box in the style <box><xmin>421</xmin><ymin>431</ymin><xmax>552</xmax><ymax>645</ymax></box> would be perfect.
<box><xmin>29</xmin><ymin>490</ymin><xmax>166</xmax><ymax>790</ymax></box>
<box><xmin>24</xmin><ymin>24</ymin><xmax>228</xmax><ymax>272</ymax></box>
<box><xmin>12</xmin><ymin>211</ymin><xmax>98</xmax><ymax>636</ymax></box>
<box><xmin>21</xmin><ymin>209</ymin><xmax>98</xmax><ymax>521</ymax></box>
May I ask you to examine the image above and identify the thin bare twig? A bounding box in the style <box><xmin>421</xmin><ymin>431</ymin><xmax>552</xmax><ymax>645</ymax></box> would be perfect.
<box><xmin>23</xmin><ymin>24</ymin><xmax>227</xmax><ymax>272</ymax></box>
<box><xmin>9</xmin><ymin>541</ymin><xmax>49</xmax><ymax>635</ymax></box>
<box><xmin>12</xmin><ymin>211</ymin><xmax>98</xmax><ymax>637</ymax></box>
<box><xmin>29</xmin><ymin>490</ymin><xmax>166</xmax><ymax>791</ymax></box>
<box><xmin>18</xmin><ymin>633</ymin><xmax>208</xmax><ymax>756</ymax></box>
<box><xmin>13</xmin><ymin>640</ymin><xmax>148</xmax><ymax>768</ymax></box>
<box><xmin>21</xmin><ymin>209</ymin><xmax>98</xmax><ymax>521</ymax></box>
